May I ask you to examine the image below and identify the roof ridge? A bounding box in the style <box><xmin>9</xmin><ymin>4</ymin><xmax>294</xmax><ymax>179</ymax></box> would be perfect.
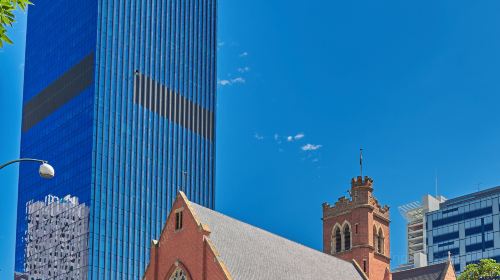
<box><xmin>393</xmin><ymin>261</ymin><xmax>448</xmax><ymax>273</ymax></box>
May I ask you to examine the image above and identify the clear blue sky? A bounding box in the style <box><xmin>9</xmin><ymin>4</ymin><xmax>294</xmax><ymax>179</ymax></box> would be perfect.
<box><xmin>2</xmin><ymin>0</ymin><xmax>500</xmax><ymax>277</ymax></box>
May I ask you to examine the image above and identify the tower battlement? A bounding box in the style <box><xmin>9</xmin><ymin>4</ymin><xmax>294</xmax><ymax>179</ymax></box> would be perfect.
<box><xmin>323</xmin><ymin>176</ymin><xmax>390</xmax><ymax>221</ymax></box>
<box><xmin>351</xmin><ymin>176</ymin><xmax>373</xmax><ymax>188</ymax></box>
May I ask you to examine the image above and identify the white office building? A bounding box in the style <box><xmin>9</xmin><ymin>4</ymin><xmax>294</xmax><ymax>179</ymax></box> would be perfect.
<box><xmin>397</xmin><ymin>194</ymin><xmax>446</xmax><ymax>270</ymax></box>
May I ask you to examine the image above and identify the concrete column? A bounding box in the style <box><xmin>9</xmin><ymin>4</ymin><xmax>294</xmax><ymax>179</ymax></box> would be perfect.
<box><xmin>461</xmin><ymin>258</ymin><xmax>466</xmax><ymax>274</ymax></box>
<box><xmin>459</xmin><ymin>222</ymin><xmax>465</xmax><ymax>256</ymax></box>
<box><xmin>493</xmin><ymin>197</ymin><xmax>500</xmax><ymax>248</ymax></box>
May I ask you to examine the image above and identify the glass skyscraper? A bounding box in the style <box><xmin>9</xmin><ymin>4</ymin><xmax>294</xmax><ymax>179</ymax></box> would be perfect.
<box><xmin>426</xmin><ymin>186</ymin><xmax>500</xmax><ymax>275</ymax></box>
<box><xmin>15</xmin><ymin>0</ymin><xmax>216</xmax><ymax>279</ymax></box>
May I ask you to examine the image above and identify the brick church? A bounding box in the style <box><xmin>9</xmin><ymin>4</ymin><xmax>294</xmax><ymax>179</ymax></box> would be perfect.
<box><xmin>143</xmin><ymin>175</ymin><xmax>456</xmax><ymax>280</ymax></box>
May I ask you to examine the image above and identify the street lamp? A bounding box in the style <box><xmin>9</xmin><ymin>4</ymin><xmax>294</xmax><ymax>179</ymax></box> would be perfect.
<box><xmin>0</xmin><ymin>158</ymin><xmax>55</xmax><ymax>179</ymax></box>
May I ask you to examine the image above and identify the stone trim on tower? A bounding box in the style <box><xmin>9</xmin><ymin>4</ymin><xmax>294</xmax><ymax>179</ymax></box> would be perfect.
<box><xmin>332</xmin><ymin>223</ymin><xmax>343</xmax><ymax>253</ymax></box>
<box><xmin>343</xmin><ymin>221</ymin><xmax>353</xmax><ymax>251</ymax></box>
<box><xmin>331</xmin><ymin>221</ymin><xmax>354</xmax><ymax>254</ymax></box>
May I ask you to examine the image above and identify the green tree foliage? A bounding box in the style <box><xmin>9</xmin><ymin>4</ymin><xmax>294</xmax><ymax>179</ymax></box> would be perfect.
<box><xmin>0</xmin><ymin>0</ymin><xmax>31</xmax><ymax>47</ymax></box>
<box><xmin>458</xmin><ymin>259</ymin><xmax>500</xmax><ymax>280</ymax></box>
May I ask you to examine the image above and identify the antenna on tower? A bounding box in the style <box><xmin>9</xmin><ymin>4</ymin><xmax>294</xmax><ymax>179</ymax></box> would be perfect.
<box><xmin>360</xmin><ymin>148</ymin><xmax>363</xmax><ymax>178</ymax></box>
<box><xmin>435</xmin><ymin>169</ymin><xmax>438</xmax><ymax>198</ymax></box>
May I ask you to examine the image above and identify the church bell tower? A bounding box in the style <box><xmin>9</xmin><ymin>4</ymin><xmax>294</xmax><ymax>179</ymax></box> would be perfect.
<box><xmin>322</xmin><ymin>176</ymin><xmax>391</xmax><ymax>280</ymax></box>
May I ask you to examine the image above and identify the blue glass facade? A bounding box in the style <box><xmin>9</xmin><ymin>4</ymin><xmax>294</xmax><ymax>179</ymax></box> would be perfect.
<box><xmin>15</xmin><ymin>0</ymin><xmax>216</xmax><ymax>279</ymax></box>
<box><xmin>426</xmin><ymin>186</ymin><xmax>500</xmax><ymax>275</ymax></box>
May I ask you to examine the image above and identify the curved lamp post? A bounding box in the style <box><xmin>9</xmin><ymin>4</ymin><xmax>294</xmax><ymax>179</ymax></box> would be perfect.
<box><xmin>0</xmin><ymin>158</ymin><xmax>55</xmax><ymax>179</ymax></box>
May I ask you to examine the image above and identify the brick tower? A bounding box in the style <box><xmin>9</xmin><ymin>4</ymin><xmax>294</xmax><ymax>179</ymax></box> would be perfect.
<box><xmin>322</xmin><ymin>176</ymin><xmax>391</xmax><ymax>280</ymax></box>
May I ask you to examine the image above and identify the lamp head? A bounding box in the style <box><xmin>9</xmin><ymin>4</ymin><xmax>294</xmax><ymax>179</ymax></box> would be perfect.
<box><xmin>39</xmin><ymin>162</ymin><xmax>55</xmax><ymax>179</ymax></box>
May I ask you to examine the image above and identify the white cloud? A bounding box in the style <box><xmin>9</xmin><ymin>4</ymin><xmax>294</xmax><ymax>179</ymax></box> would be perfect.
<box><xmin>254</xmin><ymin>133</ymin><xmax>264</xmax><ymax>140</ymax></box>
<box><xmin>239</xmin><ymin>51</ymin><xmax>249</xmax><ymax>57</ymax></box>
<box><xmin>231</xmin><ymin>77</ymin><xmax>245</xmax><ymax>84</ymax></box>
<box><xmin>218</xmin><ymin>80</ymin><xmax>231</xmax><ymax>86</ymax></box>
<box><xmin>218</xmin><ymin>77</ymin><xmax>246</xmax><ymax>86</ymax></box>
<box><xmin>302</xmin><ymin>144</ymin><xmax>322</xmax><ymax>151</ymax></box>
<box><xmin>286</xmin><ymin>133</ymin><xmax>305</xmax><ymax>142</ymax></box>
<box><xmin>237</xmin><ymin>66</ymin><xmax>250</xmax><ymax>73</ymax></box>
<box><xmin>294</xmin><ymin>133</ymin><xmax>305</xmax><ymax>140</ymax></box>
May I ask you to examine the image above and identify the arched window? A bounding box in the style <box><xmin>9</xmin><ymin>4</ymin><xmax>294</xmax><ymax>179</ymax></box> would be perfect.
<box><xmin>378</xmin><ymin>228</ymin><xmax>384</xmax><ymax>254</ymax></box>
<box><xmin>169</xmin><ymin>267</ymin><xmax>189</xmax><ymax>280</ymax></box>
<box><xmin>334</xmin><ymin>226</ymin><xmax>342</xmax><ymax>253</ymax></box>
<box><xmin>344</xmin><ymin>224</ymin><xmax>351</xmax><ymax>251</ymax></box>
<box><xmin>373</xmin><ymin>225</ymin><xmax>378</xmax><ymax>252</ymax></box>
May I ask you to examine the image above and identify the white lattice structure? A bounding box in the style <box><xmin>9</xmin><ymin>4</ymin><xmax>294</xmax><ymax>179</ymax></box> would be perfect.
<box><xmin>25</xmin><ymin>194</ymin><xmax>89</xmax><ymax>280</ymax></box>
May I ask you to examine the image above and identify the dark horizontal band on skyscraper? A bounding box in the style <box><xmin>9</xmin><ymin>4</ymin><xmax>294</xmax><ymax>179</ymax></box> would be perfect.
<box><xmin>134</xmin><ymin>72</ymin><xmax>214</xmax><ymax>141</ymax></box>
<box><xmin>22</xmin><ymin>53</ymin><xmax>95</xmax><ymax>132</ymax></box>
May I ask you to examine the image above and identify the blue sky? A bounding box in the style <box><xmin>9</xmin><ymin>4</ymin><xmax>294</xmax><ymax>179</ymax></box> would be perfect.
<box><xmin>2</xmin><ymin>0</ymin><xmax>500</xmax><ymax>277</ymax></box>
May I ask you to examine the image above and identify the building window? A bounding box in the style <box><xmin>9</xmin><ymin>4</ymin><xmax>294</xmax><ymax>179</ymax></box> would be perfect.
<box><xmin>175</xmin><ymin>211</ymin><xmax>183</xmax><ymax>231</ymax></box>
<box><xmin>433</xmin><ymin>231</ymin><xmax>459</xmax><ymax>243</ymax></box>
<box><xmin>334</xmin><ymin>226</ymin><xmax>342</xmax><ymax>253</ymax></box>
<box><xmin>169</xmin><ymin>267</ymin><xmax>189</xmax><ymax>280</ymax></box>
<box><xmin>363</xmin><ymin>260</ymin><xmax>367</xmax><ymax>273</ymax></box>
<box><xmin>373</xmin><ymin>225</ymin><xmax>378</xmax><ymax>252</ymax></box>
<box><xmin>344</xmin><ymin>224</ymin><xmax>351</xmax><ymax>251</ymax></box>
<box><xmin>355</xmin><ymin>224</ymin><xmax>358</xmax><ymax>234</ymax></box>
<box><xmin>377</xmin><ymin>228</ymin><xmax>384</xmax><ymax>254</ymax></box>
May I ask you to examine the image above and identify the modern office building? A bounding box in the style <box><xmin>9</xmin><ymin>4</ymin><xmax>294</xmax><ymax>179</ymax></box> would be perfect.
<box><xmin>15</xmin><ymin>1</ymin><xmax>217</xmax><ymax>279</ymax></box>
<box><xmin>397</xmin><ymin>194</ymin><xmax>446</xmax><ymax>270</ymax></box>
<box><xmin>24</xmin><ymin>195</ymin><xmax>90</xmax><ymax>279</ymax></box>
<box><xmin>426</xmin><ymin>186</ymin><xmax>500</xmax><ymax>274</ymax></box>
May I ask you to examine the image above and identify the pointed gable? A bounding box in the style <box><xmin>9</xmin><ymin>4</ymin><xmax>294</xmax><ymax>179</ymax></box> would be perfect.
<box><xmin>144</xmin><ymin>192</ymin><xmax>231</xmax><ymax>280</ymax></box>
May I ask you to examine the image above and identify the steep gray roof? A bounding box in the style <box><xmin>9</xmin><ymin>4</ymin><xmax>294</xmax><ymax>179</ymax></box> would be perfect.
<box><xmin>392</xmin><ymin>261</ymin><xmax>452</xmax><ymax>280</ymax></box>
<box><xmin>190</xmin><ymin>202</ymin><xmax>364</xmax><ymax>280</ymax></box>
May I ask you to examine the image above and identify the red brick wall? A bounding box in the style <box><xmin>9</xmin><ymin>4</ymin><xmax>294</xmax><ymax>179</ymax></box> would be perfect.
<box><xmin>143</xmin><ymin>195</ymin><xmax>230</xmax><ymax>280</ymax></box>
<box><xmin>323</xmin><ymin>208</ymin><xmax>370</xmax><ymax>254</ymax></box>
<box><xmin>372</xmin><ymin>215</ymin><xmax>390</xmax><ymax>279</ymax></box>
<box><xmin>371</xmin><ymin>253</ymin><xmax>390</xmax><ymax>280</ymax></box>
